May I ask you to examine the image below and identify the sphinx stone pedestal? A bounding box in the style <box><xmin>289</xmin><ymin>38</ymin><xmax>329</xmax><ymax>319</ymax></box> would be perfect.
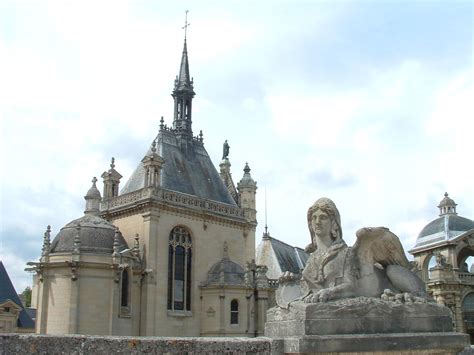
<box><xmin>265</xmin><ymin>298</ymin><xmax>469</xmax><ymax>354</ymax></box>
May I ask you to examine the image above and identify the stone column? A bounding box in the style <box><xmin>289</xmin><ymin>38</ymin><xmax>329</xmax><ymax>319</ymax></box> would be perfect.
<box><xmin>140</xmin><ymin>209</ymin><xmax>160</xmax><ymax>335</ymax></box>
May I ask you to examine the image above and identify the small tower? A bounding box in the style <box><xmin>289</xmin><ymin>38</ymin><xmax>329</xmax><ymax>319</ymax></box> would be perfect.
<box><xmin>101</xmin><ymin>158</ymin><xmax>122</xmax><ymax>199</ymax></box>
<box><xmin>438</xmin><ymin>192</ymin><xmax>458</xmax><ymax>216</ymax></box>
<box><xmin>84</xmin><ymin>177</ymin><xmax>101</xmax><ymax>216</ymax></box>
<box><xmin>237</xmin><ymin>163</ymin><xmax>257</xmax><ymax>223</ymax></box>
<box><xmin>172</xmin><ymin>37</ymin><xmax>195</xmax><ymax>148</ymax></box>
<box><xmin>141</xmin><ymin>140</ymin><xmax>165</xmax><ymax>188</ymax></box>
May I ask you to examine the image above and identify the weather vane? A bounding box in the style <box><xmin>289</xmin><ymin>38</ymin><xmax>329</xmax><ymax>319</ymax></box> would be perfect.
<box><xmin>183</xmin><ymin>10</ymin><xmax>190</xmax><ymax>40</ymax></box>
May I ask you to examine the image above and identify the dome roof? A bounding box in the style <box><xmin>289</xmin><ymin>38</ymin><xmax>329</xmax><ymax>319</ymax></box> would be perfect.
<box><xmin>85</xmin><ymin>183</ymin><xmax>101</xmax><ymax>199</ymax></box>
<box><xmin>411</xmin><ymin>193</ymin><xmax>474</xmax><ymax>252</ymax></box>
<box><xmin>50</xmin><ymin>214</ymin><xmax>128</xmax><ymax>254</ymax></box>
<box><xmin>205</xmin><ymin>258</ymin><xmax>245</xmax><ymax>285</ymax></box>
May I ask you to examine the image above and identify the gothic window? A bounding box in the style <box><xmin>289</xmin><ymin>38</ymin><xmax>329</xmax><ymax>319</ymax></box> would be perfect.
<box><xmin>230</xmin><ymin>299</ymin><xmax>239</xmax><ymax>324</ymax></box>
<box><xmin>167</xmin><ymin>226</ymin><xmax>192</xmax><ymax>311</ymax></box>
<box><xmin>121</xmin><ymin>269</ymin><xmax>129</xmax><ymax>307</ymax></box>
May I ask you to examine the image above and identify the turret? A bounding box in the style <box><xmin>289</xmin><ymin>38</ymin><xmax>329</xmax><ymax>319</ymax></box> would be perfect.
<box><xmin>141</xmin><ymin>140</ymin><xmax>164</xmax><ymax>188</ymax></box>
<box><xmin>101</xmin><ymin>158</ymin><xmax>122</xmax><ymax>199</ymax></box>
<box><xmin>237</xmin><ymin>163</ymin><xmax>257</xmax><ymax>223</ymax></box>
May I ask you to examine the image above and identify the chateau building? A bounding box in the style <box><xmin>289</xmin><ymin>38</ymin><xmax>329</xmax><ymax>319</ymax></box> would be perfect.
<box><xmin>410</xmin><ymin>193</ymin><xmax>474</xmax><ymax>340</ymax></box>
<box><xmin>0</xmin><ymin>262</ymin><xmax>34</xmax><ymax>333</ymax></box>
<box><xmin>28</xmin><ymin>37</ymin><xmax>272</xmax><ymax>337</ymax></box>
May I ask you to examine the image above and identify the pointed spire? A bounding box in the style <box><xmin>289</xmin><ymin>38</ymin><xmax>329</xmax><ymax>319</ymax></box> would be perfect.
<box><xmin>41</xmin><ymin>225</ymin><xmax>51</xmax><ymax>256</ymax></box>
<box><xmin>84</xmin><ymin>177</ymin><xmax>101</xmax><ymax>216</ymax></box>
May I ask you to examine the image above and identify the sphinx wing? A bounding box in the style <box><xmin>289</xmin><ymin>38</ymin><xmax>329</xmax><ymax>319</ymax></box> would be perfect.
<box><xmin>353</xmin><ymin>227</ymin><xmax>409</xmax><ymax>268</ymax></box>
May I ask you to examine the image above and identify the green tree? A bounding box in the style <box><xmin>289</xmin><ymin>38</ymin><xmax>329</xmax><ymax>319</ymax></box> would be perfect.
<box><xmin>20</xmin><ymin>286</ymin><xmax>32</xmax><ymax>307</ymax></box>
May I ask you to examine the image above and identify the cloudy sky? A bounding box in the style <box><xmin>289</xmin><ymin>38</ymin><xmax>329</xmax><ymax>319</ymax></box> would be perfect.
<box><xmin>1</xmin><ymin>0</ymin><xmax>473</xmax><ymax>292</ymax></box>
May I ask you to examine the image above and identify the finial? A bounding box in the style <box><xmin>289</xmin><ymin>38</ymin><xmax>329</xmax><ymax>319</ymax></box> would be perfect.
<box><xmin>182</xmin><ymin>10</ymin><xmax>190</xmax><ymax>40</ymax></box>
<box><xmin>199</xmin><ymin>130</ymin><xmax>203</xmax><ymax>142</ymax></box>
<box><xmin>112</xmin><ymin>229</ymin><xmax>121</xmax><ymax>257</ymax></box>
<box><xmin>133</xmin><ymin>234</ymin><xmax>140</xmax><ymax>258</ymax></box>
<box><xmin>73</xmin><ymin>225</ymin><xmax>81</xmax><ymax>255</ymax></box>
<box><xmin>151</xmin><ymin>140</ymin><xmax>157</xmax><ymax>153</ymax></box>
<box><xmin>160</xmin><ymin>116</ymin><xmax>164</xmax><ymax>130</ymax></box>
<box><xmin>42</xmin><ymin>225</ymin><xmax>51</xmax><ymax>256</ymax></box>
<box><xmin>110</xmin><ymin>157</ymin><xmax>115</xmax><ymax>169</ymax></box>
<box><xmin>91</xmin><ymin>177</ymin><xmax>97</xmax><ymax>187</ymax></box>
<box><xmin>244</xmin><ymin>162</ymin><xmax>250</xmax><ymax>174</ymax></box>
<box><xmin>223</xmin><ymin>241</ymin><xmax>229</xmax><ymax>259</ymax></box>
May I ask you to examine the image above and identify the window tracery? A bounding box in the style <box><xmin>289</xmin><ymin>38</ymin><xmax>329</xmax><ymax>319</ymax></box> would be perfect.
<box><xmin>167</xmin><ymin>226</ymin><xmax>192</xmax><ymax>311</ymax></box>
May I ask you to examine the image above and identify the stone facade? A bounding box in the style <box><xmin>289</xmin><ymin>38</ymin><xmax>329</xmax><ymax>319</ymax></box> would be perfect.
<box><xmin>28</xmin><ymin>38</ymin><xmax>269</xmax><ymax>337</ymax></box>
<box><xmin>410</xmin><ymin>193</ymin><xmax>474</xmax><ymax>341</ymax></box>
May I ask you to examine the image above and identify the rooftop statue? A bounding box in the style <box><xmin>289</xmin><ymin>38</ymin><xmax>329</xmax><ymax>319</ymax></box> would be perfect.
<box><xmin>276</xmin><ymin>197</ymin><xmax>426</xmax><ymax>307</ymax></box>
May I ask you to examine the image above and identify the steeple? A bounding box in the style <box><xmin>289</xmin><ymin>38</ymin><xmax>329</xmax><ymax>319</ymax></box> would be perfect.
<box><xmin>172</xmin><ymin>12</ymin><xmax>195</xmax><ymax>144</ymax></box>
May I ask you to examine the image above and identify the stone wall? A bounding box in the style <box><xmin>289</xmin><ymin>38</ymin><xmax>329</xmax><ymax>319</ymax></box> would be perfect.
<box><xmin>0</xmin><ymin>334</ymin><xmax>282</xmax><ymax>354</ymax></box>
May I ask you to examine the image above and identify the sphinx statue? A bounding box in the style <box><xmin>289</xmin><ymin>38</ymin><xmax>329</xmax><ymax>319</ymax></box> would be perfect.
<box><xmin>266</xmin><ymin>198</ymin><xmax>468</xmax><ymax>353</ymax></box>
<box><xmin>276</xmin><ymin>197</ymin><xmax>426</xmax><ymax>308</ymax></box>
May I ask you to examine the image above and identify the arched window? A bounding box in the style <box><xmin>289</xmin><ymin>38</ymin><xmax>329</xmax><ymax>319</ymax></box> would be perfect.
<box><xmin>230</xmin><ymin>299</ymin><xmax>239</xmax><ymax>325</ymax></box>
<box><xmin>121</xmin><ymin>268</ymin><xmax>130</xmax><ymax>309</ymax></box>
<box><xmin>167</xmin><ymin>226</ymin><xmax>192</xmax><ymax>311</ymax></box>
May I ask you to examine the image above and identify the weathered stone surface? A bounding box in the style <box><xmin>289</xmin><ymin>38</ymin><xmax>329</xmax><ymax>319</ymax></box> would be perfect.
<box><xmin>0</xmin><ymin>334</ymin><xmax>283</xmax><ymax>355</ymax></box>
<box><xmin>266</xmin><ymin>298</ymin><xmax>453</xmax><ymax>337</ymax></box>
<box><xmin>283</xmin><ymin>332</ymin><xmax>469</xmax><ymax>354</ymax></box>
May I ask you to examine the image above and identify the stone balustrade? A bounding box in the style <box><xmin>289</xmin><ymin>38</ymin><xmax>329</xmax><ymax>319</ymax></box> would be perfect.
<box><xmin>101</xmin><ymin>187</ymin><xmax>245</xmax><ymax>220</ymax></box>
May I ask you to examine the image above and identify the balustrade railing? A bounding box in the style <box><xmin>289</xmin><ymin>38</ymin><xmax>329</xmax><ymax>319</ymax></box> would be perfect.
<box><xmin>101</xmin><ymin>187</ymin><xmax>245</xmax><ymax>219</ymax></box>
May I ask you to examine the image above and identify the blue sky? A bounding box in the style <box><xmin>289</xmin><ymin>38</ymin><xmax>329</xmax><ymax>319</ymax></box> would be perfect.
<box><xmin>1</xmin><ymin>0</ymin><xmax>473</xmax><ymax>292</ymax></box>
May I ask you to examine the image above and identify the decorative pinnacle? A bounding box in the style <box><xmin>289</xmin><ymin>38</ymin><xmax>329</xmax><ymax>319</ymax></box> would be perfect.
<box><xmin>112</xmin><ymin>229</ymin><xmax>121</xmax><ymax>257</ymax></box>
<box><xmin>42</xmin><ymin>225</ymin><xmax>51</xmax><ymax>256</ymax></box>
<box><xmin>110</xmin><ymin>157</ymin><xmax>115</xmax><ymax>169</ymax></box>
<box><xmin>160</xmin><ymin>116</ymin><xmax>164</xmax><ymax>130</ymax></box>
<box><xmin>182</xmin><ymin>10</ymin><xmax>190</xmax><ymax>40</ymax></box>
<box><xmin>244</xmin><ymin>162</ymin><xmax>250</xmax><ymax>174</ymax></box>
<box><xmin>91</xmin><ymin>177</ymin><xmax>98</xmax><ymax>187</ymax></box>
<box><xmin>73</xmin><ymin>225</ymin><xmax>81</xmax><ymax>254</ymax></box>
<box><xmin>133</xmin><ymin>234</ymin><xmax>140</xmax><ymax>258</ymax></box>
<box><xmin>223</xmin><ymin>241</ymin><xmax>229</xmax><ymax>259</ymax></box>
<box><xmin>199</xmin><ymin>130</ymin><xmax>203</xmax><ymax>142</ymax></box>
<box><xmin>151</xmin><ymin>140</ymin><xmax>157</xmax><ymax>153</ymax></box>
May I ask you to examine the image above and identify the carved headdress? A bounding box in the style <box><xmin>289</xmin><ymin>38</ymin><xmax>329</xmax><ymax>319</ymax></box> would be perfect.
<box><xmin>307</xmin><ymin>197</ymin><xmax>343</xmax><ymax>246</ymax></box>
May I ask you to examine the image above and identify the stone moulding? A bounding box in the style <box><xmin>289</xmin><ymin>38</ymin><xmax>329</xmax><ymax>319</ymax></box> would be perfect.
<box><xmin>101</xmin><ymin>187</ymin><xmax>246</xmax><ymax>220</ymax></box>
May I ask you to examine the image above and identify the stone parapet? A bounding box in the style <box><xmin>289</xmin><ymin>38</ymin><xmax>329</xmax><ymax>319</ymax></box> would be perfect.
<box><xmin>101</xmin><ymin>187</ymin><xmax>246</xmax><ymax>220</ymax></box>
<box><xmin>0</xmin><ymin>334</ymin><xmax>283</xmax><ymax>355</ymax></box>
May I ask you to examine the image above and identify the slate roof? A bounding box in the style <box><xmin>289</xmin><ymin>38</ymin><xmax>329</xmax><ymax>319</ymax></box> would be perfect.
<box><xmin>204</xmin><ymin>258</ymin><xmax>245</xmax><ymax>286</ymax></box>
<box><xmin>411</xmin><ymin>215</ymin><xmax>474</xmax><ymax>251</ymax></box>
<box><xmin>0</xmin><ymin>261</ymin><xmax>35</xmax><ymax>329</ymax></box>
<box><xmin>120</xmin><ymin>131</ymin><xmax>237</xmax><ymax>206</ymax></box>
<box><xmin>267</xmin><ymin>236</ymin><xmax>309</xmax><ymax>274</ymax></box>
<box><xmin>50</xmin><ymin>214</ymin><xmax>128</xmax><ymax>254</ymax></box>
